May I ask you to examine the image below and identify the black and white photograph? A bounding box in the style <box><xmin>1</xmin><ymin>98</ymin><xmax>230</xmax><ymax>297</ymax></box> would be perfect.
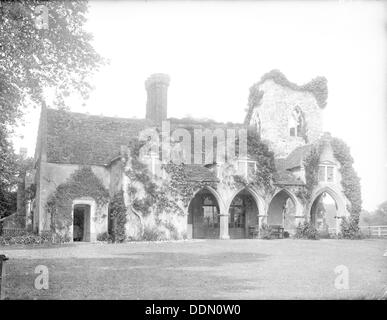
<box><xmin>0</xmin><ymin>0</ymin><xmax>386</xmax><ymax>306</ymax></box>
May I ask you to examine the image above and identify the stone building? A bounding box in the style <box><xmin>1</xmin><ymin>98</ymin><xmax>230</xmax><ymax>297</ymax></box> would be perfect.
<box><xmin>20</xmin><ymin>70</ymin><xmax>351</xmax><ymax>241</ymax></box>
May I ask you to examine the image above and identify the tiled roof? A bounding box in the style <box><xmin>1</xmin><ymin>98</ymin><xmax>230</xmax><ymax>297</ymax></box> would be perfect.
<box><xmin>282</xmin><ymin>144</ymin><xmax>312</xmax><ymax>170</ymax></box>
<box><xmin>45</xmin><ymin>108</ymin><xmax>152</xmax><ymax>165</ymax></box>
<box><xmin>272</xmin><ymin>145</ymin><xmax>313</xmax><ymax>185</ymax></box>
<box><xmin>44</xmin><ymin>109</ymin><xmax>243</xmax><ymax>167</ymax></box>
<box><xmin>273</xmin><ymin>169</ymin><xmax>304</xmax><ymax>186</ymax></box>
<box><xmin>183</xmin><ymin>164</ymin><xmax>219</xmax><ymax>182</ymax></box>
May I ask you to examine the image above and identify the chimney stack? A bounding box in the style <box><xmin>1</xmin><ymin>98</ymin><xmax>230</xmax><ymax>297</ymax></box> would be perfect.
<box><xmin>145</xmin><ymin>73</ymin><xmax>170</xmax><ymax>124</ymax></box>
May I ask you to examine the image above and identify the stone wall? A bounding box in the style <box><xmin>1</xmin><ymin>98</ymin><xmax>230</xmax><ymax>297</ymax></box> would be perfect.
<box><xmin>36</xmin><ymin>161</ymin><xmax>110</xmax><ymax>235</ymax></box>
<box><xmin>255</xmin><ymin>79</ymin><xmax>323</xmax><ymax>158</ymax></box>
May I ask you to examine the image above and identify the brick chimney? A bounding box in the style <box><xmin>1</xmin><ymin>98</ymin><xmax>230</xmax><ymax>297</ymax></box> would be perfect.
<box><xmin>145</xmin><ymin>73</ymin><xmax>170</xmax><ymax>124</ymax></box>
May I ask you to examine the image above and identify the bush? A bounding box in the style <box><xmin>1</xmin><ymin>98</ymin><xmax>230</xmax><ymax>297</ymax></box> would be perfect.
<box><xmin>142</xmin><ymin>225</ymin><xmax>168</xmax><ymax>241</ymax></box>
<box><xmin>164</xmin><ymin>221</ymin><xmax>181</xmax><ymax>240</ymax></box>
<box><xmin>259</xmin><ymin>223</ymin><xmax>273</xmax><ymax>239</ymax></box>
<box><xmin>97</xmin><ymin>232</ymin><xmax>112</xmax><ymax>242</ymax></box>
<box><xmin>339</xmin><ymin>217</ymin><xmax>363</xmax><ymax>239</ymax></box>
<box><xmin>295</xmin><ymin>221</ymin><xmax>319</xmax><ymax>240</ymax></box>
<box><xmin>0</xmin><ymin>231</ymin><xmax>70</xmax><ymax>246</ymax></box>
<box><xmin>318</xmin><ymin>229</ymin><xmax>331</xmax><ymax>239</ymax></box>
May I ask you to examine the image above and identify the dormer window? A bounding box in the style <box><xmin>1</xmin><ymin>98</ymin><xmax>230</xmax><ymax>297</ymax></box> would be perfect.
<box><xmin>236</xmin><ymin>159</ymin><xmax>257</xmax><ymax>178</ymax></box>
<box><xmin>289</xmin><ymin>106</ymin><xmax>304</xmax><ymax>137</ymax></box>
<box><xmin>318</xmin><ymin>164</ymin><xmax>335</xmax><ymax>183</ymax></box>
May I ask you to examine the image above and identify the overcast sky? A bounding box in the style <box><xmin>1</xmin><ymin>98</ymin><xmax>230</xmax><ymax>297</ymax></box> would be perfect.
<box><xmin>12</xmin><ymin>0</ymin><xmax>387</xmax><ymax>211</ymax></box>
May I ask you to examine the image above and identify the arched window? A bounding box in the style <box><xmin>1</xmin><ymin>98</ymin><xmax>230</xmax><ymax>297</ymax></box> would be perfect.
<box><xmin>251</xmin><ymin>108</ymin><xmax>261</xmax><ymax>134</ymax></box>
<box><xmin>202</xmin><ymin>196</ymin><xmax>219</xmax><ymax>228</ymax></box>
<box><xmin>289</xmin><ymin>106</ymin><xmax>304</xmax><ymax>137</ymax></box>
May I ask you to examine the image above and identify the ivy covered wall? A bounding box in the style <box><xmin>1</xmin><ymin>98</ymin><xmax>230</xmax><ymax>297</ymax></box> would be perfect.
<box><xmin>45</xmin><ymin>166</ymin><xmax>109</xmax><ymax>239</ymax></box>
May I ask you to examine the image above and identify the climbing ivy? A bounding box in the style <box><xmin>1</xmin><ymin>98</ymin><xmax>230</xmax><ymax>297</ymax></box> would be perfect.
<box><xmin>46</xmin><ymin>166</ymin><xmax>109</xmax><ymax>236</ymax></box>
<box><xmin>124</xmin><ymin>138</ymin><xmax>209</xmax><ymax>219</ymax></box>
<box><xmin>233</xmin><ymin>128</ymin><xmax>276</xmax><ymax>192</ymax></box>
<box><xmin>302</xmin><ymin>141</ymin><xmax>324</xmax><ymax>202</ymax></box>
<box><xmin>330</xmin><ymin>137</ymin><xmax>362</xmax><ymax>224</ymax></box>
<box><xmin>108</xmin><ymin>191</ymin><xmax>127</xmax><ymax>242</ymax></box>
<box><xmin>248</xmin><ymin>70</ymin><xmax>328</xmax><ymax>109</ymax></box>
<box><xmin>302</xmin><ymin>136</ymin><xmax>362</xmax><ymax>227</ymax></box>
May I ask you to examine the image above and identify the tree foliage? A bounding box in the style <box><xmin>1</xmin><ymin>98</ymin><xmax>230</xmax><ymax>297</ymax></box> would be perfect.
<box><xmin>0</xmin><ymin>0</ymin><xmax>104</xmax><ymax>124</ymax></box>
<box><xmin>361</xmin><ymin>202</ymin><xmax>387</xmax><ymax>226</ymax></box>
<box><xmin>0</xmin><ymin>129</ymin><xmax>34</xmax><ymax>219</ymax></box>
<box><xmin>0</xmin><ymin>0</ymin><xmax>103</xmax><ymax>219</ymax></box>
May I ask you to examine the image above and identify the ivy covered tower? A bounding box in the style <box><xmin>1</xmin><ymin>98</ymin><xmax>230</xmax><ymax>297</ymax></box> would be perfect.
<box><xmin>244</xmin><ymin>70</ymin><xmax>328</xmax><ymax>159</ymax></box>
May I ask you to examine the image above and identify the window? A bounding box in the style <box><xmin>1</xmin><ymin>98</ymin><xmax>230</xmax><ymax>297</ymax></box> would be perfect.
<box><xmin>318</xmin><ymin>166</ymin><xmax>326</xmax><ymax>181</ymax></box>
<box><xmin>289</xmin><ymin>106</ymin><xmax>304</xmax><ymax>137</ymax></box>
<box><xmin>318</xmin><ymin>165</ymin><xmax>335</xmax><ymax>182</ymax></box>
<box><xmin>327</xmin><ymin>166</ymin><xmax>334</xmax><ymax>182</ymax></box>
<box><xmin>202</xmin><ymin>196</ymin><xmax>219</xmax><ymax>228</ymax></box>
<box><xmin>237</xmin><ymin>160</ymin><xmax>257</xmax><ymax>178</ymax></box>
<box><xmin>229</xmin><ymin>195</ymin><xmax>246</xmax><ymax>228</ymax></box>
<box><xmin>247</xmin><ymin>162</ymin><xmax>257</xmax><ymax>176</ymax></box>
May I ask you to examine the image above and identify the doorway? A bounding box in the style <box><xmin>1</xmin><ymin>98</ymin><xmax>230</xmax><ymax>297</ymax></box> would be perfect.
<box><xmin>73</xmin><ymin>204</ymin><xmax>91</xmax><ymax>242</ymax></box>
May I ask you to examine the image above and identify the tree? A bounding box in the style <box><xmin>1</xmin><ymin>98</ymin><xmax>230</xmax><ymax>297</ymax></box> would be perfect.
<box><xmin>0</xmin><ymin>1</ymin><xmax>104</xmax><ymax>219</ymax></box>
<box><xmin>1</xmin><ymin>0</ymin><xmax>104</xmax><ymax>124</ymax></box>
<box><xmin>0</xmin><ymin>129</ymin><xmax>18</xmax><ymax>219</ymax></box>
<box><xmin>361</xmin><ymin>201</ymin><xmax>387</xmax><ymax>226</ymax></box>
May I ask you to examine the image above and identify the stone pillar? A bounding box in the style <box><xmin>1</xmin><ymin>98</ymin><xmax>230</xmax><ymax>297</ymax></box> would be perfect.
<box><xmin>219</xmin><ymin>211</ymin><xmax>229</xmax><ymax>240</ymax></box>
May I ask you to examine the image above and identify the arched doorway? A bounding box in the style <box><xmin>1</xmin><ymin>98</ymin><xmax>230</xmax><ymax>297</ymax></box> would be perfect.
<box><xmin>188</xmin><ymin>189</ymin><xmax>220</xmax><ymax>239</ymax></box>
<box><xmin>228</xmin><ymin>189</ymin><xmax>259</xmax><ymax>239</ymax></box>
<box><xmin>310</xmin><ymin>191</ymin><xmax>340</xmax><ymax>235</ymax></box>
<box><xmin>267</xmin><ymin>189</ymin><xmax>297</xmax><ymax>234</ymax></box>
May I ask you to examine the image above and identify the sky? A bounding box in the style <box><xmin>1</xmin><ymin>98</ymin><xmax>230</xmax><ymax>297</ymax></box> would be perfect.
<box><xmin>12</xmin><ymin>0</ymin><xmax>387</xmax><ymax>211</ymax></box>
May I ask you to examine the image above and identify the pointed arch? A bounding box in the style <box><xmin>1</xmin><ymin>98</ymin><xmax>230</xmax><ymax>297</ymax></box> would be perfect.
<box><xmin>190</xmin><ymin>186</ymin><xmax>226</xmax><ymax>213</ymax></box>
<box><xmin>267</xmin><ymin>188</ymin><xmax>303</xmax><ymax>233</ymax></box>
<box><xmin>309</xmin><ymin>187</ymin><xmax>348</xmax><ymax>233</ymax></box>
<box><xmin>226</xmin><ymin>187</ymin><xmax>264</xmax><ymax>239</ymax></box>
<box><xmin>309</xmin><ymin>187</ymin><xmax>347</xmax><ymax>217</ymax></box>
<box><xmin>187</xmin><ymin>186</ymin><xmax>225</xmax><ymax>239</ymax></box>
<box><xmin>226</xmin><ymin>186</ymin><xmax>265</xmax><ymax>215</ymax></box>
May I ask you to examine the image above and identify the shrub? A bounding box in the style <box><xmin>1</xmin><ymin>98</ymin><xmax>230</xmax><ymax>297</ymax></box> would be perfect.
<box><xmin>164</xmin><ymin>221</ymin><xmax>181</xmax><ymax>240</ymax></box>
<box><xmin>295</xmin><ymin>221</ymin><xmax>319</xmax><ymax>240</ymax></box>
<box><xmin>0</xmin><ymin>231</ymin><xmax>70</xmax><ymax>246</ymax></box>
<box><xmin>259</xmin><ymin>223</ymin><xmax>273</xmax><ymax>240</ymax></box>
<box><xmin>318</xmin><ymin>229</ymin><xmax>331</xmax><ymax>239</ymax></box>
<box><xmin>97</xmin><ymin>232</ymin><xmax>112</xmax><ymax>242</ymax></box>
<box><xmin>339</xmin><ymin>217</ymin><xmax>363</xmax><ymax>239</ymax></box>
<box><xmin>142</xmin><ymin>225</ymin><xmax>168</xmax><ymax>241</ymax></box>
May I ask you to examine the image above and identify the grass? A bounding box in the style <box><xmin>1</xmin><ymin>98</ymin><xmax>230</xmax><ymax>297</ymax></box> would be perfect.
<box><xmin>1</xmin><ymin>239</ymin><xmax>386</xmax><ymax>300</ymax></box>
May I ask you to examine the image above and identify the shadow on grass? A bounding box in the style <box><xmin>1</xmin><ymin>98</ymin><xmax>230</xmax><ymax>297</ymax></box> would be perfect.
<box><xmin>4</xmin><ymin>251</ymin><xmax>268</xmax><ymax>300</ymax></box>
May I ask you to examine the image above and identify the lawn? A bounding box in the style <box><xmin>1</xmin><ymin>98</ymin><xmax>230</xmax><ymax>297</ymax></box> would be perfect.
<box><xmin>1</xmin><ymin>239</ymin><xmax>386</xmax><ymax>299</ymax></box>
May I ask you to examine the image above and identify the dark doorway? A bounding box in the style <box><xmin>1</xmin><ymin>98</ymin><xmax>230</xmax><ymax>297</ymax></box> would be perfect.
<box><xmin>73</xmin><ymin>205</ymin><xmax>91</xmax><ymax>242</ymax></box>
<box><xmin>188</xmin><ymin>189</ymin><xmax>220</xmax><ymax>239</ymax></box>
<box><xmin>228</xmin><ymin>190</ymin><xmax>258</xmax><ymax>239</ymax></box>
